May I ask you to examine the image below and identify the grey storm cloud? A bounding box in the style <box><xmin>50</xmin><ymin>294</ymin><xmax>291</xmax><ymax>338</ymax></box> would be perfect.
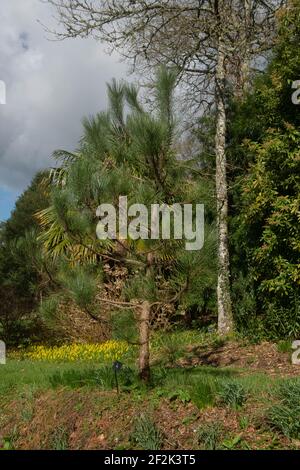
<box><xmin>0</xmin><ymin>0</ymin><xmax>127</xmax><ymax>192</ymax></box>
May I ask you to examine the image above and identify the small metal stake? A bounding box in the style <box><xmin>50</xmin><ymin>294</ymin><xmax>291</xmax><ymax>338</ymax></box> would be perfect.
<box><xmin>113</xmin><ymin>361</ymin><xmax>123</xmax><ymax>394</ymax></box>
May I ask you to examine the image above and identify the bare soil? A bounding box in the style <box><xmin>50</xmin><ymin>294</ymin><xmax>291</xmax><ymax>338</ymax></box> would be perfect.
<box><xmin>179</xmin><ymin>341</ymin><xmax>300</xmax><ymax>377</ymax></box>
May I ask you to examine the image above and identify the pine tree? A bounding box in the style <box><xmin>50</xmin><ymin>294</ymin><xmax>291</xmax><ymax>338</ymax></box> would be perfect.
<box><xmin>38</xmin><ymin>68</ymin><xmax>217</xmax><ymax>380</ymax></box>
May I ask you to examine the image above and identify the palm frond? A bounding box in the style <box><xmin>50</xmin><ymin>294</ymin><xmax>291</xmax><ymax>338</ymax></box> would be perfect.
<box><xmin>53</xmin><ymin>149</ymin><xmax>81</xmax><ymax>165</ymax></box>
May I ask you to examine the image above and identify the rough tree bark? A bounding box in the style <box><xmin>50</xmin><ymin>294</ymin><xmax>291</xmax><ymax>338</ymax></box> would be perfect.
<box><xmin>215</xmin><ymin>37</ymin><xmax>233</xmax><ymax>336</ymax></box>
<box><xmin>238</xmin><ymin>0</ymin><xmax>252</xmax><ymax>98</ymax></box>
<box><xmin>138</xmin><ymin>300</ymin><xmax>151</xmax><ymax>382</ymax></box>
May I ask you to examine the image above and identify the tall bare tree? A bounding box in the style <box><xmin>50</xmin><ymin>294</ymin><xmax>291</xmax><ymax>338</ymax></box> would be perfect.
<box><xmin>46</xmin><ymin>0</ymin><xmax>286</xmax><ymax>334</ymax></box>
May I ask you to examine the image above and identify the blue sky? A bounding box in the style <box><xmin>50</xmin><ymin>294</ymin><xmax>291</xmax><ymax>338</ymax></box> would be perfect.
<box><xmin>0</xmin><ymin>187</ymin><xmax>20</xmax><ymax>222</ymax></box>
<box><xmin>0</xmin><ymin>0</ymin><xmax>126</xmax><ymax>225</ymax></box>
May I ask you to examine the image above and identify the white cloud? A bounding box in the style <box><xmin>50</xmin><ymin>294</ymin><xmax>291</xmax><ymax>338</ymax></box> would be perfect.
<box><xmin>0</xmin><ymin>0</ymin><xmax>127</xmax><ymax>191</ymax></box>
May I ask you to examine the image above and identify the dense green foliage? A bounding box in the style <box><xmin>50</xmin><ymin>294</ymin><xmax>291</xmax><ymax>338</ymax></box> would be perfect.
<box><xmin>0</xmin><ymin>173</ymin><xmax>53</xmax><ymax>345</ymax></box>
<box><xmin>1</xmin><ymin>1</ymin><xmax>300</xmax><ymax>453</ymax></box>
<box><xmin>229</xmin><ymin>2</ymin><xmax>300</xmax><ymax>339</ymax></box>
<box><xmin>0</xmin><ymin>3</ymin><xmax>299</xmax><ymax>347</ymax></box>
<box><xmin>37</xmin><ymin>68</ymin><xmax>217</xmax><ymax>340</ymax></box>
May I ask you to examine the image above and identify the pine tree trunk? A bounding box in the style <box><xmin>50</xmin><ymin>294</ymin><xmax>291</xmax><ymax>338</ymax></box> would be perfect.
<box><xmin>215</xmin><ymin>39</ymin><xmax>233</xmax><ymax>336</ymax></box>
<box><xmin>138</xmin><ymin>300</ymin><xmax>151</xmax><ymax>382</ymax></box>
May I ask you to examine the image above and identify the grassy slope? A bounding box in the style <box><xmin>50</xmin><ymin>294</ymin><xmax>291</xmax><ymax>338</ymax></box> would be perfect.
<box><xmin>0</xmin><ymin>332</ymin><xmax>299</xmax><ymax>450</ymax></box>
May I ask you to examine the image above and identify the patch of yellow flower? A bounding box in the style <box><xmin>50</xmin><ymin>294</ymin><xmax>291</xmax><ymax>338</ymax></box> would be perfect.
<box><xmin>25</xmin><ymin>340</ymin><xmax>129</xmax><ymax>363</ymax></box>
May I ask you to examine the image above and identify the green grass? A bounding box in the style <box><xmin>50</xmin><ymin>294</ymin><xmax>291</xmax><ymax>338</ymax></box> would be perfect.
<box><xmin>49</xmin><ymin>365</ymin><xmax>137</xmax><ymax>390</ymax></box>
<box><xmin>49</xmin><ymin>426</ymin><xmax>69</xmax><ymax>450</ymax></box>
<box><xmin>0</xmin><ymin>332</ymin><xmax>284</xmax><ymax>408</ymax></box>
<box><xmin>0</xmin><ymin>359</ymin><xmax>102</xmax><ymax>397</ymax></box>
<box><xmin>268</xmin><ymin>379</ymin><xmax>300</xmax><ymax>439</ymax></box>
<box><xmin>0</xmin><ymin>355</ymin><xmax>279</xmax><ymax>414</ymax></box>
<box><xmin>1</xmin><ymin>427</ymin><xmax>19</xmax><ymax>450</ymax></box>
<box><xmin>0</xmin><ymin>326</ymin><xmax>281</xmax><ymax>414</ymax></box>
<box><xmin>277</xmin><ymin>340</ymin><xmax>292</xmax><ymax>354</ymax></box>
<box><xmin>150</xmin><ymin>329</ymin><xmax>211</xmax><ymax>365</ymax></box>
<box><xmin>156</xmin><ymin>366</ymin><xmax>232</xmax><ymax>408</ymax></box>
<box><xmin>131</xmin><ymin>414</ymin><xmax>163</xmax><ymax>450</ymax></box>
<box><xmin>151</xmin><ymin>366</ymin><xmax>278</xmax><ymax>409</ymax></box>
<box><xmin>0</xmin><ymin>329</ymin><xmax>230</xmax><ymax>401</ymax></box>
<box><xmin>150</xmin><ymin>329</ymin><xmax>230</xmax><ymax>365</ymax></box>
<box><xmin>0</xmin><ymin>331</ymin><xmax>297</xmax><ymax>451</ymax></box>
<box><xmin>197</xmin><ymin>422</ymin><xmax>223</xmax><ymax>450</ymax></box>
<box><xmin>151</xmin><ymin>329</ymin><xmax>208</xmax><ymax>351</ymax></box>
<box><xmin>218</xmin><ymin>380</ymin><xmax>248</xmax><ymax>409</ymax></box>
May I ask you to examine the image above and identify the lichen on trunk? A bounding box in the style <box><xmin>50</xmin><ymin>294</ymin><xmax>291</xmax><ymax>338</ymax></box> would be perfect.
<box><xmin>215</xmin><ymin>37</ymin><xmax>233</xmax><ymax>336</ymax></box>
